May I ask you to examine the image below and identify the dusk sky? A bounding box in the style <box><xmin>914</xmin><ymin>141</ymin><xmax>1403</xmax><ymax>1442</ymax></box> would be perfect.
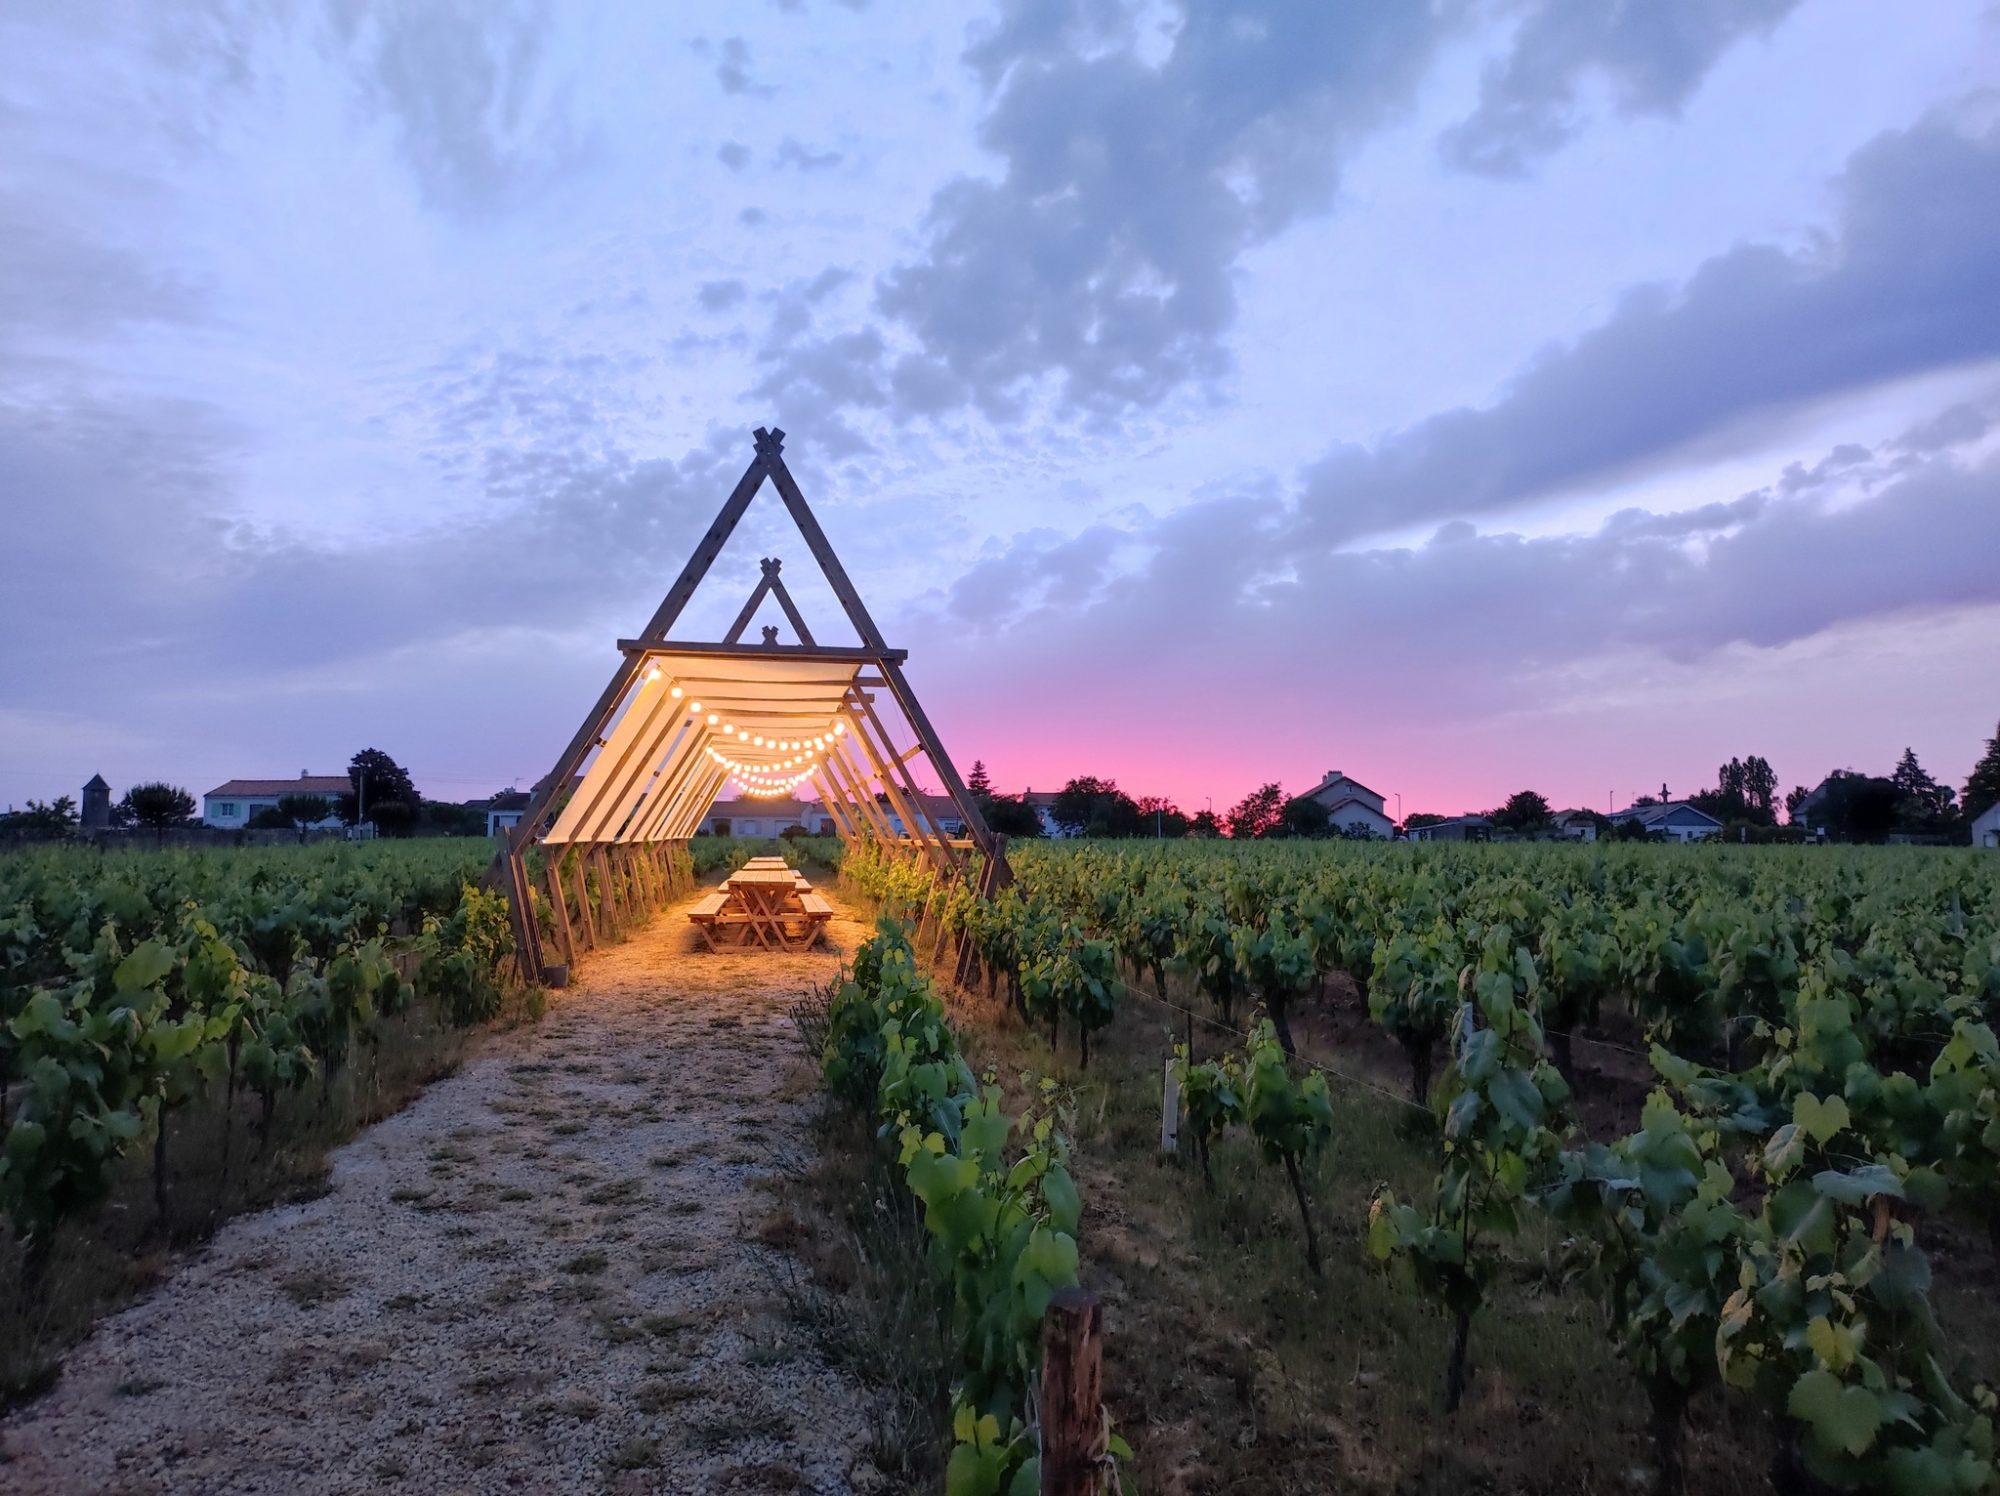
<box><xmin>5</xmin><ymin>1</ymin><xmax>1999</xmax><ymax>821</ymax></box>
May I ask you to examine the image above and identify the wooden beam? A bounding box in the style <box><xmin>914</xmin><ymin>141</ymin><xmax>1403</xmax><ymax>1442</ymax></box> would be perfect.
<box><xmin>876</xmin><ymin>658</ymin><xmax>1003</xmax><ymax>865</ymax></box>
<box><xmin>638</xmin><ymin>450</ymin><xmax>769</xmax><ymax>641</ymax></box>
<box><xmin>545</xmin><ymin>854</ymin><xmax>576</xmax><ymax>970</ymax></box>
<box><xmin>849</xmin><ymin>695</ymin><xmax>960</xmax><ymax>877</ymax></box>
<box><xmin>722</xmin><ymin>572</ymin><xmax>775</xmax><ymax>644</ymax></box>
<box><xmin>854</xmin><ymin>690</ymin><xmax>965</xmax><ymax>874</ymax></box>
<box><xmin>766</xmin><ymin>569</ymin><xmax>817</xmax><ymax>646</ymax></box>
<box><xmin>759</xmin><ymin>437</ymin><xmax>892</xmax><ymax>651</ymax></box>
<box><xmin>618</xmin><ymin>640</ymin><xmax>903</xmax><ymax>665</ymax></box>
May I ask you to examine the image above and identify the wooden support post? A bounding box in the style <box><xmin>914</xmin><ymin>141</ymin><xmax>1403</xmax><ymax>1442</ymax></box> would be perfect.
<box><xmin>592</xmin><ymin>846</ymin><xmax>620</xmax><ymax>936</ymax></box>
<box><xmin>1161</xmin><ymin>1057</ymin><xmax>1179</xmax><ymax>1153</ymax></box>
<box><xmin>1040</xmin><ymin>1288</ymin><xmax>1108</xmax><ymax>1496</ymax></box>
<box><xmin>545</xmin><ymin>854</ymin><xmax>576</xmax><ymax>971</ymax></box>
<box><xmin>567</xmin><ymin>849</ymin><xmax>597</xmax><ymax>951</ymax></box>
<box><xmin>854</xmin><ymin>690</ymin><xmax>964</xmax><ymax>879</ymax></box>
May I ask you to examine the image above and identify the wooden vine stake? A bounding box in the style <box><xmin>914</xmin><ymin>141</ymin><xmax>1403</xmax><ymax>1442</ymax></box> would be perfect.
<box><xmin>1160</xmin><ymin>1057</ymin><xmax>1179</xmax><ymax>1154</ymax></box>
<box><xmin>1041</xmin><ymin>1287</ymin><xmax>1108</xmax><ymax>1495</ymax></box>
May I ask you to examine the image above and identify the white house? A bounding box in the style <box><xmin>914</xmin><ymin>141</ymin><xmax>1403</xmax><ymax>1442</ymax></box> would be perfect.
<box><xmin>1974</xmin><ymin>802</ymin><xmax>2000</xmax><ymax>849</ymax></box>
<box><xmin>486</xmin><ymin>790</ymin><xmax>531</xmax><ymax>839</ymax></box>
<box><xmin>1552</xmin><ymin>810</ymin><xmax>1600</xmax><ymax>842</ymax></box>
<box><xmin>203</xmin><ymin>773</ymin><xmax>349</xmax><ymax>830</ymax></box>
<box><xmin>697</xmin><ymin>797</ymin><xmax>838</xmax><ymax>838</ymax></box>
<box><xmin>1021</xmin><ymin>790</ymin><xmax>1073</xmax><ymax>838</ymax></box>
<box><xmin>884</xmin><ymin>793</ymin><xmax>967</xmax><ymax>840</ymax></box>
<box><xmin>1301</xmin><ymin>770</ymin><xmax>1395</xmax><ymax>839</ymax></box>
<box><xmin>1608</xmin><ymin>800</ymin><xmax>1724</xmax><ymax>842</ymax></box>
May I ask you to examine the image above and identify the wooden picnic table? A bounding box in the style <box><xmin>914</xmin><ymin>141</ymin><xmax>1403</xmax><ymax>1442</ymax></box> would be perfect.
<box><xmin>688</xmin><ymin>863</ymin><xmax>832</xmax><ymax>951</ymax></box>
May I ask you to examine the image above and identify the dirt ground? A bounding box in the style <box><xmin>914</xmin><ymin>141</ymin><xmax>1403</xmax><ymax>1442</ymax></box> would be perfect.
<box><xmin>0</xmin><ymin>887</ymin><xmax>887</xmax><ymax>1495</ymax></box>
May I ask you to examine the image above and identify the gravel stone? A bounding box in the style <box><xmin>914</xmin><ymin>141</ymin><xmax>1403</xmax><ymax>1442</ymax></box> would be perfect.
<box><xmin>0</xmin><ymin>893</ymin><xmax>887</xmax><ymax>1494</ymax></box>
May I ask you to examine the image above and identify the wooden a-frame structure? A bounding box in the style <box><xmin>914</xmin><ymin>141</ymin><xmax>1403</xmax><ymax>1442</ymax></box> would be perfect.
<box><xmin>494</xmin><ymin>426</ymin><xmax>1008</xmax><ymax>983</ymax></box>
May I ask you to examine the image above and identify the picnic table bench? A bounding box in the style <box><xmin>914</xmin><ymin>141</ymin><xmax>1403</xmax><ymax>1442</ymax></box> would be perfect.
<box><xmin>687</xmin><ymin>862</ymin><xmax>833</xmax><ymax>952</ymax></box>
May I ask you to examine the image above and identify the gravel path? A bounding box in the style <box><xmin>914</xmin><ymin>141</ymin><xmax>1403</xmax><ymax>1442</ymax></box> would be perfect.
<box><xmin>0</xmin><ymin>884</ymin><xmax>887</xmax><ymax>1495</ymax></box>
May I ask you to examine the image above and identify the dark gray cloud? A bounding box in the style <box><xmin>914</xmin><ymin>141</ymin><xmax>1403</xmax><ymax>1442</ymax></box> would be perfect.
<box><xmin>712</xmin><ymin>36</ymin><xmax>773</xmax><ymax>97</ymax></box>
<box><xmin>1297</xmin><ymin>115</ymin><xmax>2000</xmax><ymax>543</ymax></box>
<box><xmin>698</xmin><ymin>279</ymin><xmax>749</xmax><ymax>311</ymax></box>
<box><xmin>1439</xmin><ymin>0</ymin><xmax>1802</xmax><ymax>176</ymax></box>
<box><xmin>873</xmin><ymin>1</ymin><xmax>1460</xmax><ymax>414</ymax></box>
<box><xmin>915</xmin><ymin>441</ymin><xmax>2000</xmax><ymax>714</ymax></box>
<box><xmin>716</xmin><ymin>140</ymin><xmax>751</xmax><ymax>170</ymax></box>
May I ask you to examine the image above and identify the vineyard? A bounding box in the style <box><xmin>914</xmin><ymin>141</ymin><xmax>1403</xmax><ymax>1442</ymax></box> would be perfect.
<box><xmin>0</xmin><ymin>840</ymin><xmax>536</xmax><ymax>1400</ymax></box>
<box><xmin>829</xmin><ymin>838</ymin><xmax>2000</xmax><ymax>1493</ymax></box>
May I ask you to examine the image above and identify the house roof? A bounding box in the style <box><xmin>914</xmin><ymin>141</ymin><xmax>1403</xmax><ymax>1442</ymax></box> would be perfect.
<box><xmin>1321</xmin><ymin>794</ymin><xmax>1391</xmax><ymax>818</ymax></box>
<box><xmin>206</xmin><ymin>774</ymin><xmax>350</xmax><ymax>798</ymax></box>
<box><xmin>706</xmin><ymin>796</ymin><xmax>830</xmax><ymax>823</ymax></box>
<box><xmin>83</xmin><ymin>774</ymin><xmax>110</xmax><ymax>792</ymax></box>
<box><xmin>1414</xmin><ymin>814</ymin><xmax>1490</xmax><ymax>829</ymax></box>
<box><xmin>489</xmin><ymin>790</ymin><xmax>532</xmax><ymax>811</ymax></box>
<box><xmin>1020</xmin><ymin>790</ymin><xmax>1061</xmax><ymax>807</ymax></box>
<box><xmin>1610</xmin><ymin>799</ymin><xmax>1723</xmax><ymax>827</ymax></box>
<box><xmin>1305</xmin><ymin>769</ymin><xmax>1382</xmax><ymax>801</ymax></box>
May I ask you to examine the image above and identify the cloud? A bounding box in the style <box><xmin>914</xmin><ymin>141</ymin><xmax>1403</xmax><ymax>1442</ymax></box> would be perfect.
<box><xmin>773</xmin><ymin>137</ymin><xmax>843</xmax><ymax>171</ymax></box>
<box><xmin>698</xmin><ymin>279</ymin><xmax>749</xmax><ymax>311</ymax></box>
<box><xmin>1439</xmin><ymin>0</ymin><xmax>1802</xmax><ymax>176</ymax></box>
<box><xmin>915</xmin><ymin>441</ymin><xmax>2000</xmax><ymax>725</ymax></box>
<box><xmin>1296</xmin><ymin>114</ymin><xmax>2000</xmax><ymax>543</ymax></box>
<box><xmin>1893</xmin><ymin>399</ymin><xmax>1994</xmax><ymax>453</ymax></box>
<box><xmin>334</xmin><ymin>0</ymin><xmax>592</xmax><ymax>216</ymax></box>
<box><xmin>870</xmin><ymin>1</ymin><xmax>1459</xmax><ymax>415</ymax></box>
<box><xmin>713</xmin><ymin>36</ymin><xmax>773</xmax><ymax>97</ymax></box>
<box><xmin>716</xmin><ymin>140</ymin><xmax>751</xmax><ymax>170</ymax></box>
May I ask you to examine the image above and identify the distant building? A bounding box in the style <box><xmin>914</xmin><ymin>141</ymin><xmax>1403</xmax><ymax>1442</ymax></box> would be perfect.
<box><xmin>487</xmin><ymin>789</ymin><xmax>531</xmax><ymax>839</ymax></box>
<box><xmin>80</xmin><ymin>774</ymin><xmax>112</xmax><ymax>831</ymax></box>
<box><xmin>885</xmin><ymin>793</ymin><xmax>967</xmax><ymax>840</ymax></box>
<box><xmin>1551</xmin><ymin>810</ymin><xmax>1600</xmax><ymax>842</ymax></box>
<box><xmin>1300</xmin><ymin>770</ymin><xmax>1396</xmax><ymax>839</ymax></box>
<box><xmin>1608</xmin><ymin>800</ymin><xmax>1724</xmax><ymax>843</ymax></box>
<box><xmin>202</xmin><ymin>772</ymin><xmax>349</xmax><ymax>829</ymax></box>
<box><xmin>1021</xmin><ymin>789</ymin><xmax>1071</xmax><ymax>839</ymax></box>
<box><xmin>697</xmin><ymin>797</ymin><xmax>838</xmax><ymax>838</ymax></box>
<box><xmin>1407</xmin><ymin>814</ymin><xmax>1491</xmax><ymax>843</ymax></box>
<box><xmin>1974</xmin><ymin>802</ymin><xmax>2000</xmax><ymax>849</ymax></box>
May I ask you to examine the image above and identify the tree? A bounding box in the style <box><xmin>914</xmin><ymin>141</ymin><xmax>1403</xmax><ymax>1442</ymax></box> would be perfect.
<box><xmin>342</xmin><ymin>749</ymin><xmax>420</xmax><ymax>836</ymax></box>
<box><xmin>965</xmin><ymin>760</ymin><xmax>993</xmax><ymax>800</ymax></box>
<box><xmin>1049</xmin><ymin>776</ymin><xmax>1141</xmax><ymax>837</ymax></box>
<box><xmin>276</xmin><ymin>793</ymin><xmax>335</xmax><ymax>842</ymax></box>
<box><xmin>2</xmin><ymin>797</ymin><xmax>79</xmax><ymax>840</ymax></box>
<box><xmin>1403</xmin><ymin>812</ymin><xmax>1448</xmax><ymax>831</ymax></box>
<box><xmin>1488</xmin><ymin>790</ymin><xmax>1552</xmax><ymax>837</ymax></box>
<box><xmin>1784</xmin><ymin>785</ymin><xmax>1811</xmax><ymax>825</ymax></box>
<box><xmin>1811</xmin><ymin>771</ymin><xmax>1902</xmax><ymax>843</ymax></box>
<box><xmin>1279</xmin><ymin>795</ymin><xmax>1330</xmax><ymax>838</ymax></box>
<box><xmin>1697</xmin><ymin>755</ymin><xmax>1778</xmax><ymax>826</ymax></box>
<box><xmin>1891</xmin><ymin>746</ymin><xmax>1957</xmax><ymax>835</ymax></box>
<box><xmin>1742</xmin><ymin>755</ymin><xmax>1778</xmax><ymax>820</ymax></box>
<box><xmin>1133</xmin><ymin>795</ymin><xmax>1190</xmax><ymax>838</ymax></box>
<box><xmin>1225</xmin><ymin>783</ymin><xmax>1285</xmax><ymax>840</ymax></box>
<box><xmin>1966</xmin><ymin>720</ymin><xmax>2000</xmax><ymax>824</ymax></box>
<box><xmin>120</xmin><ymin>783</ymin><xmax>196</xmax><ymax>846</ymax></box>
<box><xmin>1188</xmin><ymin>808</ymin><xmax>1223</xmax><ymax>838</ymax></box>
<box><xmin>981</xmin><ymin>794</ymin><xmax>1044</xmax><ymax>839</ymax></box>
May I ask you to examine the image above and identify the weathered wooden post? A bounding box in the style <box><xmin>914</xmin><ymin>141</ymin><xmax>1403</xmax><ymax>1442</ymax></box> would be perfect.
<box><xmin>1040</xmin><ymin>1287</ymin><xmax>1107</xmax><ymax>1496</ymax></box>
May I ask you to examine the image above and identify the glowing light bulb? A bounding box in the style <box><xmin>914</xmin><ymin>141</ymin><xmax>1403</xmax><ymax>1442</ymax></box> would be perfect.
<box><xmin>669</xmin><ymin>685</ymin><xmax>683</xmax><ymax>699</ymax></box>
<box><xmin>707</xmin><ymin>714</ymin><xmax>719</xmax><ymax>726</ymax></box>
<box><xmin>688</xmin><ymin>701</ymin><xmax>702</xmax><ymax>713</ymax></box>
<box><xmin>736</xmin><ymin>729</ymin><xmax>748</xmax><ymax>740</ymax></box>
<box><xmin>834</xmin><ymin>722</ymin><xmax>846</xmax><ymax>736</ymax></box>
<box><xmin>644</xmin><ymin>665</ymin><xmax>661</xmax><ymax>681</ymax></box>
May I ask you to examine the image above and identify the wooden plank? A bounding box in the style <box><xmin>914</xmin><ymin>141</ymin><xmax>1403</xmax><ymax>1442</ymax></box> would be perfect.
<box><xmin>618</xmin><ymin>640</ymin><xmax>903</xmax><ymax>664</ymax></box>
<box><xmin>877</xmin><ymin>658</ymin><xmax>1006</xmax><ymax>880</ymax></box>
<box><xmin>854</xmin><ymin>690</ymin><xmax>965</xmax><ymax>877</ymax></box>
<box><xmin>545</xmin><ymin>854</ymin><xmax>576</xmax><ymax>970</ymax></box>
<box><xmin>722</xmin><ymin>572</ymin><xmax>775</xmax><ymax>644</ymax></box>
<box><xmin>637</xmin><ymin>450</ymin><xmax>770</xmax><ymax>641</ymax></box>
<box><xmin>623</xmin><ymin>721</ymin><xmax>714</xmax><ymax>845</ymax></box>
<box><xmin>848</xmin><ymin>697</ymin><xmax>957</xmax><ymax>877</ymax></box>
<box><xmin>765</xmin><ymin>570</ymin><xmax>817</xmax><ymax>646</ymax></box>
<box><xmin>827</xmin><ymin>743</ymin><xmax>896</xmax><ymax>842</ymax></box>
<box><xmin>507</xmin><ymin>650</ymin><xmax>644</xmax><ymax>856</ymax></box>
<box><xmin>570</xmin><ymin>851</ymin><xmax>597</xmax><ymax>951</ymax></box>
<box><xmin>550</xmin><ymin>671</ymin><xmax>683</xmax><ymax>845</ymax></box>
<box><xmin>760</xmin><ymin>439</ymin><xmax>892</xmax><ymax>651</ymax></box>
